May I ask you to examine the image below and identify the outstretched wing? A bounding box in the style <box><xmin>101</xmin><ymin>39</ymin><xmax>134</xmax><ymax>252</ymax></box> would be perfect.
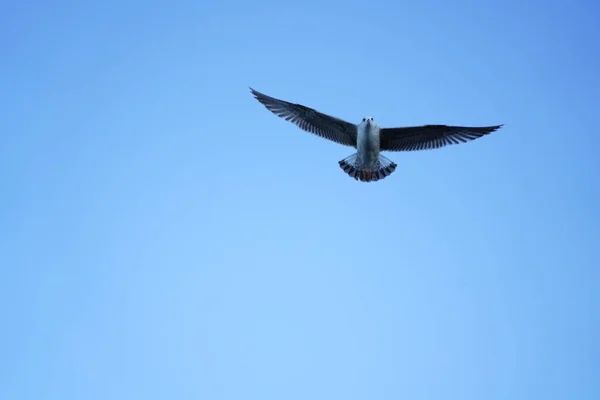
<box><xmin>380</xmin><ymin>124</ymin><xmax>503</xmax><ymax>151</ymax></box>
<box><xmin>250</xmin><ymin>88</ymin><xmax>358</xmax><ymax>147</ymax></box>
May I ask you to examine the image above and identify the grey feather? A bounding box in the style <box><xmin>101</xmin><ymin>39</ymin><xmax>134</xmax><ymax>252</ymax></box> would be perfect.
<box><xmin>379</xmin><ymin>124</ymin><xmax>503</xmax><ymax>152</ymax></box>
<box><xmin>250</xmin><ymin>88</ymin><xmax>358</xmax><ymax>147</ymax></box>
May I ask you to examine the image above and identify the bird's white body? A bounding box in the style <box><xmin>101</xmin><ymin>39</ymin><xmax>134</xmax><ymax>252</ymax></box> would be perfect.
<box><xmin>356</xmin><ymin>119</ymin><xmax>380</xmax><ymax>170</ymax></box>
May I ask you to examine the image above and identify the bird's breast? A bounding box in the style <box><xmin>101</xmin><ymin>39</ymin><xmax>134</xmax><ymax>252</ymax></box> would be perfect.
<box><xmin>357</xmin><ymin>124</ymin><xmax>380</xmax><ymax>166</ymax></box>
<box><xmin>357</xmin><ymin>124</ymin><xmax>380</xmax><ymax>150</ymax></box>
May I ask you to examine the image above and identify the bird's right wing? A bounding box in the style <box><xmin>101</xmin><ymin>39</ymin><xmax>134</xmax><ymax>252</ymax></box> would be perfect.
<box><xmin>250</xmin><ymin>88</ymin><xmax>358</xmax><ymax>147</ymax></box>
<box><xmin>379</xmin><ymin>124</ymin><xmax>503</xmax><ymax>151</ymax></box>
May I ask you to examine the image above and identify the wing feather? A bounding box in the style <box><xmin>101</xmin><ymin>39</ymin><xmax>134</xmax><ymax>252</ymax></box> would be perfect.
<box><xmin>250</xmin><ymin>88</ymin><xmax>357</xmax><ymax>147</ymax></box>
<box><xmin>380</xmin><ymin>124</ymin><xmax>503</xmax><ymax>151</ymax></box>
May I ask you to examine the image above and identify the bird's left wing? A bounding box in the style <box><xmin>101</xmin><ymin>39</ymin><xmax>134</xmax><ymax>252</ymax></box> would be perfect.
<box><xmin>250</xmin><ymin>88</ymin><xmax>358</xmax><ymax>147</ymax></box>
<box><xmin>379</xmin><ymin>124</ymin><xmax>503</xmax><ymax>151</ymax></box>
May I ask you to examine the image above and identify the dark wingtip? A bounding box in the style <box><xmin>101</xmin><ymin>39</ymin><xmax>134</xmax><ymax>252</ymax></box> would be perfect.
<box><xmin>249</xmin><ymin>87</ymin><xmax>264</xmax><ymax>103</ymax></box>
<box><xmin>249</xmin><ymin>87</ymin><xmax>261</xmax><ymax>97</ymax></box>
<box><xmin>481</xmin><ymin>124</ymin><xmax>504</xmax><ymax>134</ymax></box>
<box><xmin>249</xmin><ymin>87</ymin><xmax>270</xmax><ymax>104</ymax></box>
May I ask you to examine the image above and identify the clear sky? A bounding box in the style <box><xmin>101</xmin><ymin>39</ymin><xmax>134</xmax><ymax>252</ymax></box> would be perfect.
<box><xmin>2</xmin><ymin>1</ymin><xmax>599</xmax><ymax>399</ymax></box>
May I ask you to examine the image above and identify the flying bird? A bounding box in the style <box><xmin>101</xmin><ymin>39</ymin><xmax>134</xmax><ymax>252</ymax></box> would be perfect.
<box><xmin>250</xmin><ymin>87</ymin><xmax>503</xmax><ymax>182</ymax></box>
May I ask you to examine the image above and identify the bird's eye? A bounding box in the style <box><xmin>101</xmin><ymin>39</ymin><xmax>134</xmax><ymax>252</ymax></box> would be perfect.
<box><xmin>362</xmin><ymin>118</ymin><xmax>366</xmax><ymax>121</ymax></box>
<box><xmin>370</xmin><ymin>117</ymin><xmax>374</xmax><ymax>121</ymax></box>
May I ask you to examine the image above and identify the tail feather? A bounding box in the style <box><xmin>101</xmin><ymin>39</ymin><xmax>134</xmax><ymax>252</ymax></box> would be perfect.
<box><xmin>338</xmin><ymin>153</ymin><xmax>397</xmax><ymax>183</ymax></box>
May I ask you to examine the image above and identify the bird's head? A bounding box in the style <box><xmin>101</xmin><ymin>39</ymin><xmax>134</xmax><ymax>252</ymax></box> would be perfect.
<box><xmin>361</xmin><ymin>117</ymin><xmax>375</xmax><ymax>125</ymax></box>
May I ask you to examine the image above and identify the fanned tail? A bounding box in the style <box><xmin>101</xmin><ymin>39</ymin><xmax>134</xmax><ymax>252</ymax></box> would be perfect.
<box><xmin>338</xmin><ymin>153</ymin><xmax>397</xmax><ymax>183</ymax></box>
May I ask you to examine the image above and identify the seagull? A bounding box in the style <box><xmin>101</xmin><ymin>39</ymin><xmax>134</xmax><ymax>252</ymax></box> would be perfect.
<box><xmin>250</xmin><ymin>87</ymin><xmax>503</xmax><ymax>183</ymax></box>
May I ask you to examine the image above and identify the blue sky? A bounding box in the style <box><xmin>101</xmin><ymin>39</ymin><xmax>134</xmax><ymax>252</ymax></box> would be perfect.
<box><xmin>1</xmin><ymin>0</ymin><xmax>599</xmax><ymax>399</ymax></box>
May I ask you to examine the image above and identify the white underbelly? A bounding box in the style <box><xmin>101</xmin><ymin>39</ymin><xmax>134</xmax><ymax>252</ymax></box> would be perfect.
<box><xmin>357</xmin><ymin>125</ymin><xmax>380</xmax><ymax>167</ymax></box>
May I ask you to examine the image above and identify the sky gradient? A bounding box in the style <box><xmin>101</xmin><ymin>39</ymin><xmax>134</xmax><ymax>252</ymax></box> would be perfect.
<box><xmin>2</xmin><ymin>1</ymin><xmax>599</xmax><ymax>399</ymax></box>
